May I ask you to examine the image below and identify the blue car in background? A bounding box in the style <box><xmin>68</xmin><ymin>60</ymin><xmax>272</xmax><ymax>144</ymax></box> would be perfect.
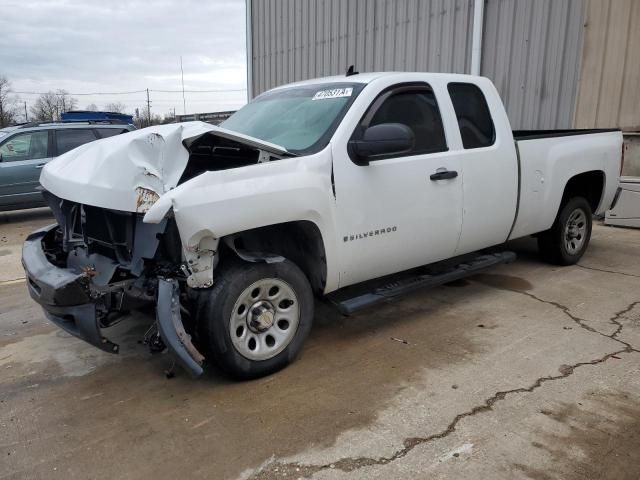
<box><xmin>0</xmin><ymin>118</ymin><xmax>134</xmax><ymax>212</ymax></box>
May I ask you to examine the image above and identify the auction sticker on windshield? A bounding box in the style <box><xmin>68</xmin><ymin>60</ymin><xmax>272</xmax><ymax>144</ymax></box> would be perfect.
<box><xmin>312</xmin><ymin>87</ymin><xmax>353</xmax><ymax>100</ymax></box>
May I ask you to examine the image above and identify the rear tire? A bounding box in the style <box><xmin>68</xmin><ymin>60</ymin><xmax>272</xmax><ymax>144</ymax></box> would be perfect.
<box><xmin>198</xmin><ymin>259</ymin><xmax>313</xmax><ymax>379</ymax></box>
<box><xmin>538</xmin><ymin>196</ymin><xmax>592</xmax><ymax>265</ymax></box>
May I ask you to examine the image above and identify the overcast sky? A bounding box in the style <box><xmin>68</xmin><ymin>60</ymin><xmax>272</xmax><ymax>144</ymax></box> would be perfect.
<box><xmin>0</xmin><ymin>0</ymin><xmax>247</xmax><ymax>119</ymax></box>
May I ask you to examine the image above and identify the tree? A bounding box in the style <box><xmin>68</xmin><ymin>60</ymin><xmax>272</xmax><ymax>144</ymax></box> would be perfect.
<box><xmin>0</xmin><ymin>76</ymin><xmax>18</xmax><ymax>127</ymax></box>
<box><xmin>30</xmin><ymin>90</ymin><xmax>78</xmax><ymax>121</ymax></box>
<box><xmin>56</xmin><ymin>89</ymin><xmax>77</xmax><ymax>114</ymax></box>
<box><xmin>30</xmin><ymin>91</ymin><xmax>59</xmax><ymax>121</ymax></box>
<box><xmin>85</xmin><ymin>103</ymin><xmax>98</xmax><ymax>111</ymax></box>
<box><xmin>104</xmin><ymin>102</ymin><xmax>126</xmax><ymax>113</ymax></box>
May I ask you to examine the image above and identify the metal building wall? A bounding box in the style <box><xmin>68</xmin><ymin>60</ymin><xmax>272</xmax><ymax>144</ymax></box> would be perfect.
<box><xmin>248</xmin><ymin>0</ymin><xmax>591</xmax><ymax>129</ymax></box>
<box><xmin>481</xmin><ymin>0</ymin><xmax>586</xmax><ymax>130</ymax></box>
<box><xmin>574</xmin><ymin>0</ymin><xmax>640</xmax><ymax>131</ymax></box>
<box><xmin>249</xmin><ymin>0</ymin><xmax>474</xmax><ymax>97</ymax></box>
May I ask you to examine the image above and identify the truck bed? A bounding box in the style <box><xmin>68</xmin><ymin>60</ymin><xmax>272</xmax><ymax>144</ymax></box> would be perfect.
<box><xmin>508</xmin><ymin>128</ymin><xmax>622</xmax><ymax>241</ymax></box>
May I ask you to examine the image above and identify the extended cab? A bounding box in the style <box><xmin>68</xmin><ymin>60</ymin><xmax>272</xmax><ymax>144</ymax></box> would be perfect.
<box><xmin>22</xmin><ymin>73</ymin><xmax>622</xmax><ymax>378</ymax></box>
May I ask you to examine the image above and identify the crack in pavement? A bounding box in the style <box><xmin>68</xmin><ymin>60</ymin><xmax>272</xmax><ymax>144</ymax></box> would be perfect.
<box><xmin>609</xmin><ymin>301</ymin><xmax>640</xmax><ymax>340</ymax></box>
<box><xmin>576</xmin><ymin>264</ymin><xmax>640</xmax><ymax>279</ymax></box>
<box><xmin>500</xmin><ymin>289</ymin><xmax>640</xmax><ymax>354</ymax></box>
<box><xmin>504</xmin><ymin>289</ymin><xmax>640</xmax><ymax>353</ymax></box>
<box><xmin>247</xmin><ymin>289</ymin><xmax>640</xmax><ymax>479</ymax></box>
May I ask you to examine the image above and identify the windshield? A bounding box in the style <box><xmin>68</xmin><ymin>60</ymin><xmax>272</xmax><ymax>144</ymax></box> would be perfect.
<box><xmin>222</xmin><ymin>82</ymin><xmax>364</xmax><ymax>154</ymax></box>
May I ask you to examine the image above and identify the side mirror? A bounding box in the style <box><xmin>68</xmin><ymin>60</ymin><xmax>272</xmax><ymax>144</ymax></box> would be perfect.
<box><xmin>348</xmin><ymin>123</ymin><xmax>414</xmax><ymax>166</ymax></box>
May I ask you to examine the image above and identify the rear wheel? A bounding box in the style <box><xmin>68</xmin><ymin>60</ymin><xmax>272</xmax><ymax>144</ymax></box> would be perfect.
<box><xmin>538</xmin><ymin>196</ymin><xmax>592</xmax><ymax>265</ymax></box>
<box><xmin>198</xmin><ymin>259</ymin><xmax>313</xmax><ymax>379</ymax></box>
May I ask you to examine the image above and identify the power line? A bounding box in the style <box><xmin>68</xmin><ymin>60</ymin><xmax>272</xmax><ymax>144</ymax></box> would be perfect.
<box><xmin>14</xmin><ymin>89</ymin><xmax>146</xmax><ymax>96</ymax></box>
<box><xmin>151</xmin><ymin>88</ymin><xmax>247</xmax><ymax>93</ymax></box>
<box><xmin>13</xmin><ymin>88</ymin><xmax>246</xmax><ymax>96</ymax></box>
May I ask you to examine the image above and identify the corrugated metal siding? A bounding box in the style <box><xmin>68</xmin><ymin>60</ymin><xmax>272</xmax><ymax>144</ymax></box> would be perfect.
<box><xmin>481</xmin><ymin>0</ymin><xmax>586</xmax><ymax>130</ymax></box>
<box><xmin>250</xmin><ymin>0</ymin><xmax>474</xmax><ymax>96</ymax></box>
<box><xmin>251</xmin><ymin>0</ymin><xmax>640</xmax><ymax>130</ymax></box>
<box><xmin>574</xmin><ymin>0</ymin><xmax>640</xmax><ymax>131</ymax></box>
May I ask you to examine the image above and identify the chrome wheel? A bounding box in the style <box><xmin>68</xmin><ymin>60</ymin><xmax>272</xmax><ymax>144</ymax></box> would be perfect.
<box><xmin>564</xmin><ymin>208</ymin><xmax>587</xmax><ymax>255</ymax></box>
<box><xmin>229</xmin><ymin>278</ymin><xmax>300</xmax><ymax>361</ymax></box>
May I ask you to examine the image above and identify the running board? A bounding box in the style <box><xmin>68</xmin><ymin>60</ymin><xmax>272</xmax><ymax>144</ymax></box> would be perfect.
<box><xmin>330</xmin><ymin>252</ymin><xmax>516</xmax><ymax>315</ymax></box>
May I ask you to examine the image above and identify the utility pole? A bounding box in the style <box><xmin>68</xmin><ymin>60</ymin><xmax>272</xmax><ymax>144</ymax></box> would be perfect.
<box><xmin>24</xmin><ymin>101</ymin><xmax>28</xmax><ymax>122</ymax></box>
<box><xmin>146</xmin><ymin>88</ymin><xmax>151</xmax><ymax>127</ymax></box>
<box><xmin>180</xmin><ymin>56</ymin><xmax>186</xmax><ymax>115</ymax></box>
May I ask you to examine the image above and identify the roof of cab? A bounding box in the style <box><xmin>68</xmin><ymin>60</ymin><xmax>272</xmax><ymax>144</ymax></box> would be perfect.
<box><xmin>264</xmin><ymin>71</ymin><xmax>486</xmax><ymax>94</ymax></box>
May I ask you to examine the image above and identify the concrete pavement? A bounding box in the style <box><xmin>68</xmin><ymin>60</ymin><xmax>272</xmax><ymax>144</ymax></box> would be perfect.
<box><xmin>0</xmin><ymin>208</ymin><xmax>638</xmax><ymax>480</ymax></box>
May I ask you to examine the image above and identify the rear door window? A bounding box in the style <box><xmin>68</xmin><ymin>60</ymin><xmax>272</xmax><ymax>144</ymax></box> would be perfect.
<box><xmin>55</xmin><ymin>129</ymin><xmax>98</xmax><ymax>155</ymax></box>
<box><xmin>447</xmin><ymin>83</ymin><xmax>495</xmax><ymax>149</ymax></box>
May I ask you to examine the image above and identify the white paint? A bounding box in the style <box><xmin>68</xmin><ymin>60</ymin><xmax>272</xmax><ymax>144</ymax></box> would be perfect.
<box><xmin>509</xmin><ymin>131</ymin><xmax>621</xmax><ymax>239</ymax></box>
<box><xmin>40</xmin><ymin>122</ymin><xmax>286</xmax><ymax>213</ymax></box>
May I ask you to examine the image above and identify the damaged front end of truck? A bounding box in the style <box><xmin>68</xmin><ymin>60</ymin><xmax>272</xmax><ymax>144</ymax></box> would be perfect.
<box><xmin>21</xmin><ymin>122</ymin><xmax>291</xmax><ymax>377</ymax></box>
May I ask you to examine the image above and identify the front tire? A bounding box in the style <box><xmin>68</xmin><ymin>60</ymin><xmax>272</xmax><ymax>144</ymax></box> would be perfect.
<box><xmin>198</xmin><ymin>259</ymin><xmax>313</xmax><ymax>379</ymax></box>
<box><xmin>538</xmin><ymin>196</ymin><xmax>592</xmax><ymax>265</ymax></box>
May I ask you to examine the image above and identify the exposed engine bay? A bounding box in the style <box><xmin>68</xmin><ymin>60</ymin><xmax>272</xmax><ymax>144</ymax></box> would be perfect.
<box><xmin>179</xmin><ymin>134</ymin><xmax>274</xmax><ymax>184</ymax></box>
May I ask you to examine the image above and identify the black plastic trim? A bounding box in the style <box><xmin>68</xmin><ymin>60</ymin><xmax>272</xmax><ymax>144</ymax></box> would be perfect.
<box><xmin>22</xmin><ymin>224</ymin><xmax>119</xmax><ymax>354</ymax></box>
<box><xmin>513</xmin><ymin>128</ymin><xmax>620</xmax><ymax>141</ymax></box>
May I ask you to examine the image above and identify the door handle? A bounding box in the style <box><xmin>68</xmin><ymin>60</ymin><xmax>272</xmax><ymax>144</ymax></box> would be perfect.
<box><xmin>36</xmin><ymin>164</ymin><xmax>46</xmax><ymax>169</ymax></box>
<box><xmin>430</xmin><ymin>169</ymin><xmax>458</xmax><ymax>181</ymax></box>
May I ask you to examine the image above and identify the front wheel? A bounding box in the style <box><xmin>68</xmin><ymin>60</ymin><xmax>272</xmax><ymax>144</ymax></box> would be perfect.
<box><xmin>538</xmin><ymin>196</ymin><xmax>593</xmax><ymax>265</ymax></box>
<box><xmin>198</xmin><ymin>259</ymin><xmax>314</xmax><ymax>379</ymax></box>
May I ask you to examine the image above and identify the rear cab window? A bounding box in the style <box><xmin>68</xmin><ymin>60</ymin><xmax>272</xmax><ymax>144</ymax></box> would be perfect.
<box><xmin>447</xmin><ymin>83</ymin><xmax>495</xmax><ymax>149</ymax></box>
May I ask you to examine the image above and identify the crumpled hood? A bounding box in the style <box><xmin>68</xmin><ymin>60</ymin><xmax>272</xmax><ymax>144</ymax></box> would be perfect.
<box><xmin>40</xmin><ymin>121</ymin><xmax>287</xmax><ymax>213</ymax></box>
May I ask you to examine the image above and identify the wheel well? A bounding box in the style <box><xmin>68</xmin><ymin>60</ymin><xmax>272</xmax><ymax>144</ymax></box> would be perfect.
<box><xmin>224</xmin><ymin>221</ymin><xmax>328</xmax><ymax>294</ymax></box>
<box><xmin>562</xmin><ymin>171</ymin><xmax>604</xmax><ymax>212</ymax></box>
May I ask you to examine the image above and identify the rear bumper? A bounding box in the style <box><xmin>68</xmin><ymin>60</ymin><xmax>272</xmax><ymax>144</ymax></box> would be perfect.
<box><xmin>22</xmin><ymin>225</ymin><xmax>120</xmax><ymax>353</ymax></box>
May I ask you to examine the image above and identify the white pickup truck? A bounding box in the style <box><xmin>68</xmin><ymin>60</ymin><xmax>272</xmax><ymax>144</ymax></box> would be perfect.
<box><xmin>22</xmin><ymin>72</ymin><xmax>622</xmax><ymax>378</ymax></box>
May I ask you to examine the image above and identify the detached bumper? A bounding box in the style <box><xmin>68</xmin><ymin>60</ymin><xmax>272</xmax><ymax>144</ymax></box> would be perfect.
<box><xmin>22</xmin><ymin>225</ymin><xmax>120</xmax><ymax>354</ymax></box>
<box><xmin>22</xmin><ymin>225</ymin><xmax>205</xmax><ymax>377</ymax></box>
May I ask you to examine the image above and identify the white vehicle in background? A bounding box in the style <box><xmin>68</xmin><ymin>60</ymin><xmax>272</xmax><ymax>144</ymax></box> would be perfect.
<box><xmin>22</xmin><ymin>72</ymin><xmax>622</xmax><ymax>379</ymax></box>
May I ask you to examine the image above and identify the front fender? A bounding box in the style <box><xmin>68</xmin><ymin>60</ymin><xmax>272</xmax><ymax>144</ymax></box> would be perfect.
<box><xmin>144</xmin><ymin>152</ymin><xmax>340</xmax><ymax>291</ymax></box>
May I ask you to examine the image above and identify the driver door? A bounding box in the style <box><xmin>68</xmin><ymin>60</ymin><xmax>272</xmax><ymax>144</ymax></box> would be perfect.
<box><xmin>333</xmin><ymin>83</ymin><xmax>463</xmax><ymax>288</ymax></box>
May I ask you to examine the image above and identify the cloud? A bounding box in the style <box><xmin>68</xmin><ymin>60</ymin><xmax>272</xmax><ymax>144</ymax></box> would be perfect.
<box><xmin>0</xmin><ymin>0</ymin><xmax>247</xmax><ymax>116</ymax></box>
